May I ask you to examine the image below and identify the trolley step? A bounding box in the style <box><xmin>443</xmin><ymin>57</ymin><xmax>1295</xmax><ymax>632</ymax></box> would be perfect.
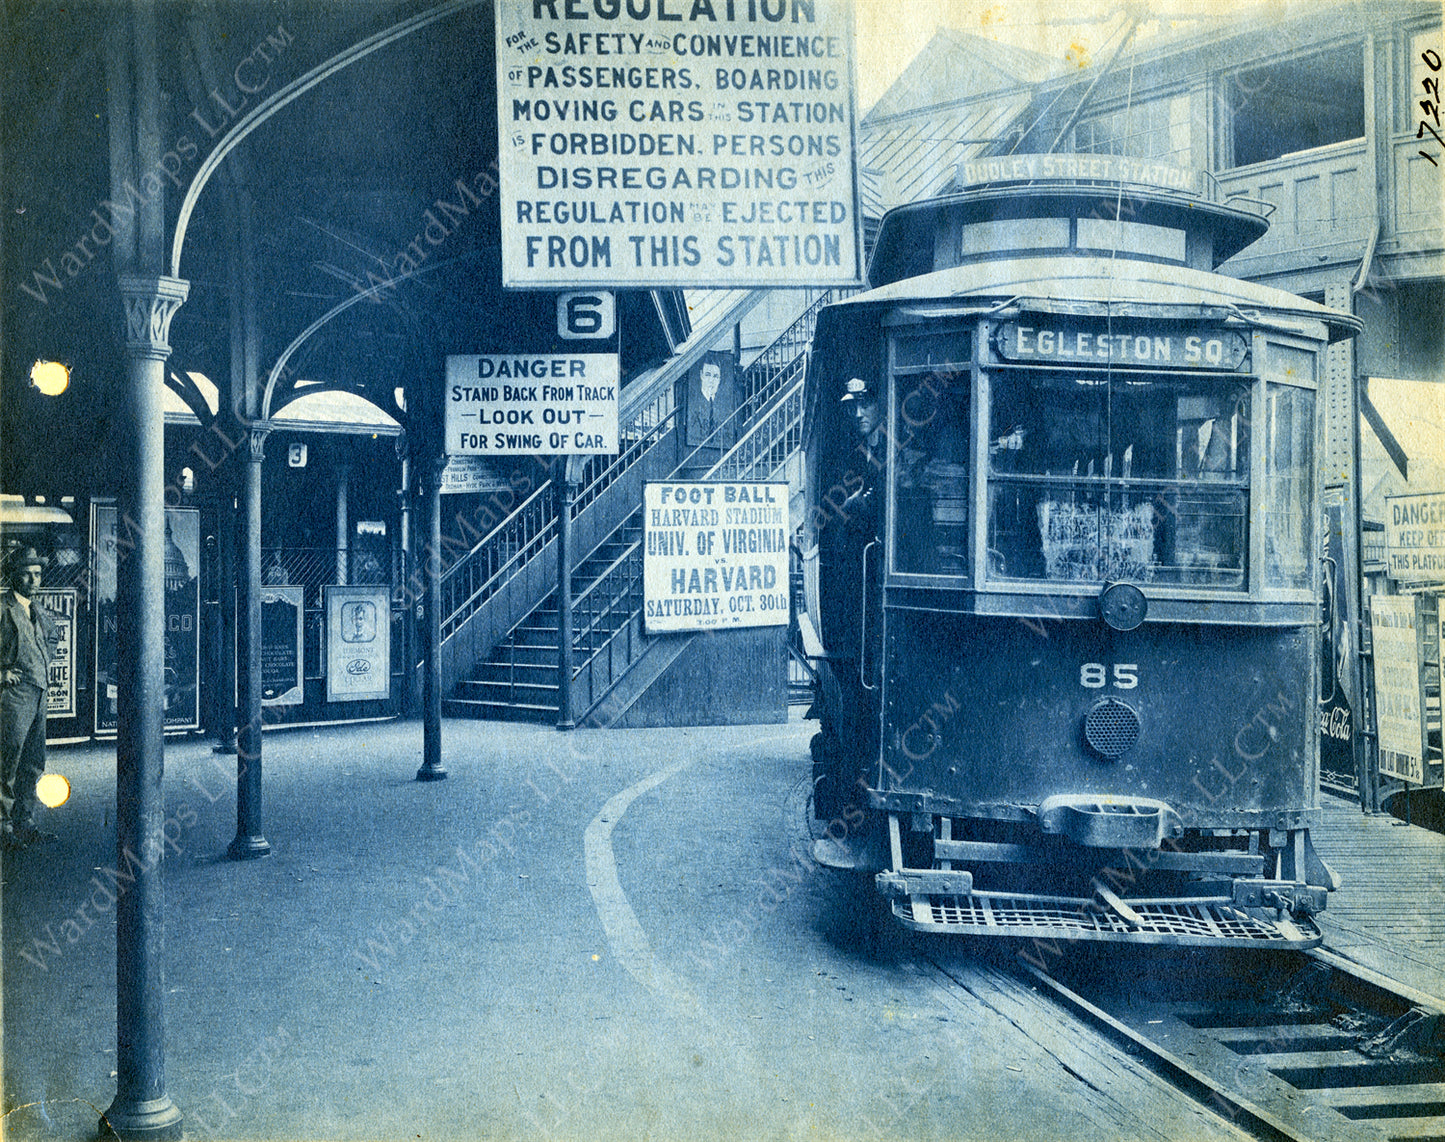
<box><xmin>891</xmin><ymin>892</ymin><xmax>1323</xmax><ymax>948</ymax></box>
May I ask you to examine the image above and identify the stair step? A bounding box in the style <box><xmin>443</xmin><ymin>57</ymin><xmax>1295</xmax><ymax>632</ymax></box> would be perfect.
<box><xmin>443</xmin><ymin>698</ymin><xmax>557</xmax><ymax>723</ymax></box>
<box><xmin>452</xmin><ymin>679</ymin><xmax>559</xmax><ymax>703</ymax></box>
<box><xmin>468</xmin><ymin>662</ymin><xmax>558</xmax><ymax>684</ymax></box>
<box><xmin>502</xmin><ymin>645</ymin><xmax>559</xmax><ymax>667</ymax></box>
<box><xmin>510</xmin><ymin>625</ymin><xmax>560</xmax><ymax>646</ymax></box>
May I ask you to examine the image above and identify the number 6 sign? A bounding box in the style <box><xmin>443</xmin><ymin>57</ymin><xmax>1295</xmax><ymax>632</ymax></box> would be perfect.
<box><xmin>557</xmin><ymin>291</ymin><xmax>615</xmax><ymax>340</ymax></box>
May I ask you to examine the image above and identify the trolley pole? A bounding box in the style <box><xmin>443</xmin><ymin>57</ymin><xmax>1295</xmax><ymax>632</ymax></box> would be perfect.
<box><xmin>417</xmin><ymin>455</ymin><xmax>448</xmax><ymax>780</ymax></box>
<box><xmin>556</xmin><ymin>466</ymin><xmax>577</xmax><ymax>731</ymax></box>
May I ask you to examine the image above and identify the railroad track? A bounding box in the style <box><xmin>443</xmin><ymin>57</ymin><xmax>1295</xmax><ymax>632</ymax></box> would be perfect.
<box><xmin>992</xmin><ymin>944</ymin><xmax>1445</xmax><ymax>1142</ymax></box>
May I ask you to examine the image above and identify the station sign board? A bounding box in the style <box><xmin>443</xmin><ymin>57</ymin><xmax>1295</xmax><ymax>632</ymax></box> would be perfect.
<box><xmin>643</xmin><ymin>480</ymin><xmax>789</xmax><ymax>634</ymax></box>
<box><xmin>439</xmin><ymin>455</ymin><xmax>514</xmax><ymax>495</ymax></box>
<box><xmin>994</xmin><ymin>323</ymin><xmax>1249</xmax><ymax>370</ymax></box>
<box><xmin>1385</xmin><ymin>492</ymin><xmax>1445</xmax><ymax>582</ymax></box>
<box><xmin>1369</xmin><ymin>594</ymin><xmax>1426</xmax><ymax>785</ymax></box>
<box><xmin>445</xmin><ymin>353</ymin><xmax>619</xmax><ymax>456</ymax></box>
<box><xmin>493</xmin><ymin>0</ymin><xmax>863</xmax><ymax>288</ymax></box>
<box><xmin>957</xmin><ymin>153</ymin><xmax>1202</xmax><ymax>196</ymax></box>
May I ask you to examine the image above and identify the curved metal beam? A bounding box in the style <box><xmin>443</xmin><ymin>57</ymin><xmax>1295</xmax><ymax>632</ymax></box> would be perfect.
<box><xmin>171</xmin><ymin>0</ymin><xmax>484</xmax><ymax>278</ymax></box>
<box><xmin>260</xmin><ymin>257</ymin><xmax>458</xmax><ymax>421</ymax></box>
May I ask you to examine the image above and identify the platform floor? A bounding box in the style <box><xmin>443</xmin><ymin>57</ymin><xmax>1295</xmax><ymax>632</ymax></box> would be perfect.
<box><xmin>1312</xmin><ymin>791</ymin><xmax>1445</xmax><ymax>1002</ymax></box>
<box><xmin>2</xmin><ymin>717</ymin><xmax>1442</xmax><ymax>1141</ymax></box>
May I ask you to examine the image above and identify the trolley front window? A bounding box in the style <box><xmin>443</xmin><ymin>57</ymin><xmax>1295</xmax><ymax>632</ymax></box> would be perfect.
<box><xmin>985</xmin><ymin>371</ymin><xmax>1252</xmax><ymax>588</ymax></box>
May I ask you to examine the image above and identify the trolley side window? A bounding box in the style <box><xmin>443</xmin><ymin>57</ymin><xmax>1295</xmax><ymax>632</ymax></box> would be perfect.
<box><xmin>889</xmin><ymin>330</ymin><xmax>972</xmax><ymax>576</ymax></box>
<box><xmin>985</xmin><ymin>371</ymin><xmax>1252</xmax><ymax>588</ymax></box>
<box><xmin>1262</xmin><ymin>343</ymin><xmax>1317</xmax><ymax>590</ymax></box>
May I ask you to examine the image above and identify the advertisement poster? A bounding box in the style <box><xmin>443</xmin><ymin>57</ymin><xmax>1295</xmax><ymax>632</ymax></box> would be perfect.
<box><xmin>91</xmin><ymin>504</ymin><xmax>202</xmax><ymax>734</ymax></box>
<box><xmin>325</xmin><ymin>585</ymin><xmax>391</xmax><ymax>703</ymax></box>
<box><xmin>643</xmin><ymin>480</ymin><xmax>789</xmax><ymax>633</ymax></box>
<box><xmin>35</xmin><ymin>588</ymin><xmax>75</xmax><ymax>719</ymax></box>
<box><xmin>261</xmin><ymin>585</ymin><xmax>305</xmax><ymax>706</ymax></box>
<box><xmin>1369</xmin><ymin>594</ymin><xmax>1426</xmax><ymax>786</ymax></box>
<box><xmin>494</xmin><ymin>0</ymin><xmax>863</xmax><ymax>288</ymax></box>
<box><xmin>685</xmin><ymin>348</ymin><xmax>737</xmax><ymax>446</ymax></box>
<box><xmin>1318</xmin><ymin>491</ymin><xmax>1355</xmax><ymax>785</ymax></box>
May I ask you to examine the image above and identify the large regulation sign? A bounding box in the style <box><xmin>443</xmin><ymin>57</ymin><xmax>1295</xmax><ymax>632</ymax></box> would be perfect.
<box><xmin>494</xmin><ymin>0</ymin><xmax>863</xmax><ymax>288</ymax></box>
<box><xmin>643</xmin><ymin>480</ymin><xmax>789</xmax><ymax>633</ymax></box>
<box><xmin>445</xmin><ymin>353</ymin><xmax>619</xmax><ymax>455</ymax></box>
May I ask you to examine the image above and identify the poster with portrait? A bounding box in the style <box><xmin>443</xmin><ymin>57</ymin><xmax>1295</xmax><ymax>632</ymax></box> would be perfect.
<box><xmin>91</xmin><ymin>504</ymin><xmax>201</xmax><ymax>734</ymax></box>
<box><xmin>685</xmin><ymin>349</ymin><xmax>737</xmax><ymax>447</ymax></box>
<box><xmin>325</xmin><ymin>585</ymin><xmax>391</xmax><ymax>703</ymax></box>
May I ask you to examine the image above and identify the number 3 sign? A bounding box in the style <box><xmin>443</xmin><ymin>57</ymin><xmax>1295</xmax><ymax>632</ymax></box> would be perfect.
<box><xmin>557</xmin><ymin>291</ymin><xmax>615</xmax><ymax>340</ymax></box>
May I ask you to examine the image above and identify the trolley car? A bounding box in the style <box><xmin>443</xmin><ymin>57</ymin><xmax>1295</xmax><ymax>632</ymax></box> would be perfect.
<box><xmin>802</xmin><ymin>163</ymin><xmax>1361</xmax><ymax>948</ymax></box>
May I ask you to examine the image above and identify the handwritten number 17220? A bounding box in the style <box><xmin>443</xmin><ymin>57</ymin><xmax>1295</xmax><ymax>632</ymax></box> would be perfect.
<box><xmin>1420</xmin><ymin>49</ymin><xmax>1442</xmax><ymax>166</ymax></box>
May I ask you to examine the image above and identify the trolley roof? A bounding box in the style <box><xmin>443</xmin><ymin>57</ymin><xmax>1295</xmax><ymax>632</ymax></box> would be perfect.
<box><xmin>867</xmin><ymin>176</ymin><xmax>1275</xmax><ymax>288</ymax></box>
<box><xmin>823</xmin><ymin>253</ymin><xmax>1363</xmax><ymax>344</ymax></box>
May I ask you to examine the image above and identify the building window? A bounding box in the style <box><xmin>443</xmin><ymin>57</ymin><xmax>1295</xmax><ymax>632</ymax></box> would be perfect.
<box><xmin>1223</xmin><ymin>42</ymin><xmax>1364</xmax><ymax>168</ymax></box>
<box><xmin>1075</xmin><ymin>94</ymin><xmax>1191</xmax><ymax>165</ymax></box>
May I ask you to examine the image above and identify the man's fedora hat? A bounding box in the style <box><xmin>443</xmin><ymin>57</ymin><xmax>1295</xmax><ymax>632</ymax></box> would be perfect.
<box><xmin>3</xmin><ymin>545</ymin><xmax>49</xmax><ymax>576</ymax></box>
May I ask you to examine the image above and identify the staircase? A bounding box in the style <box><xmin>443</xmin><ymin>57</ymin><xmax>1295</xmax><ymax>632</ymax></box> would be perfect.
<box><xmin>441</xmin><ymin>287</ymin><xmax>839</xmax><ymax>724</ymax></box>
<box><xmin>448</xmin><ymin>517</ymin><xmax>643</xmax><ymax>721</ymax></box>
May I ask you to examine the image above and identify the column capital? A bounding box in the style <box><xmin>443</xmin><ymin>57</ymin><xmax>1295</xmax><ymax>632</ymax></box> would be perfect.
<box><xmin>245</xmin><ymin>425</ymin><xmax>270</xmax><ymax>463</ymax></box>
<box><xmin>117</xmin><ymin>274</ymin><xmax>189</xmax><ymax>361</ymax></box>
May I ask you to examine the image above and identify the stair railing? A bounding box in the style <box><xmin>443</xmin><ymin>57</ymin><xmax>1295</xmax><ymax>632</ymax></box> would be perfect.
<box><xmin>441</xmin><ymin>287</ymin><xmax>846</xmax><ymax>647</ymax></box>
<box><xmin>439</xmin><ymin>380</ymin><xmax>676</xmax><ymax>641</ymax></box>
<box><xmin>566</xmin><ymin>370</ymin><xmax>811</xmax><ymax>722</ymax></box>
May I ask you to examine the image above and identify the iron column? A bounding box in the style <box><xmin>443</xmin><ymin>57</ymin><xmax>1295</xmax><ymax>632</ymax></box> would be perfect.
<box><xmin>105</xmin><ymin>273</ymin><xmax>188</xmax><ymax>1141</ymax></box>
<box><xmin>228</xmin><ymin>426</ymin><xmax>271</xmax><ymax>858</ymax></box>
<box><xmin>556</xmin><ymin>468</ymin><xmax>576</xmax><ymax>731</ymax></box>
<box><xmin>417</xmin><ymin>455</ymin><xmax>447</xmax><ymax>780</ymax></box>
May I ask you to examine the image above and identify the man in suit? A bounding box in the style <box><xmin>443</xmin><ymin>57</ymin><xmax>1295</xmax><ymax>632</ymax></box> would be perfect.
<box><xmin>0</xmin><ymin>546</ymin><xmax>60</xmax><ymax>848</ymax></box>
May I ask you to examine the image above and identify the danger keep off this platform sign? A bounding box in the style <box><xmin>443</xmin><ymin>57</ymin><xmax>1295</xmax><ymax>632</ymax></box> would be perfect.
<box><xmin>446</xmin><ymin>354</ymin><xmax>619</xmax><ymax>455</ymax></box>
<box><xmin>644</xmin><ymin>481</ymin><xmax>789</xmax><ymax>634</ymax></box>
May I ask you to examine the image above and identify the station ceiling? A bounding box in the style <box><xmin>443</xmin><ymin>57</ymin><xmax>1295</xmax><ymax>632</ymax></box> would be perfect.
<box><xmin>2</xmin><ymin>0</ymin><xmax>677</xmax><ymax>494</ymax></box>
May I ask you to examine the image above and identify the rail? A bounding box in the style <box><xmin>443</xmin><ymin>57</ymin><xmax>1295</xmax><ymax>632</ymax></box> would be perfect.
<box><xmin>456</xmin><ymin>285</ymin><xmax>842</xmax><ymax>718</ymax></box>
<box><xmin>438</xmin><ymin>382</ymin><xmax>676</xmax><ymax>642</ymax></box>
<box><xmin>738</xmin><ymin>287</ymin><xmax>835</xmax><ymax>405</ymax></box>
<box><xmin>567</xmin><ymin>373</ymin><xmax>808</xmax><ymax>722</ymax></box>
<box><xmin>704</xmin><ymin>377</ymin><xmax>805</xmax><ymax>482</ymax></box>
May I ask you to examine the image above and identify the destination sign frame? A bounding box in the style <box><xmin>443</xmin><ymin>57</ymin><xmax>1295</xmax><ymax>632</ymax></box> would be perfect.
<box><xmin>493</xmin><ymin>0</ymin><xmax>864</xmax><ymax>289</ymax></box>
<box><xmin>958</xmin><ymin>153</ymin><xmax>1202</xmax><ymax>195</ymax></box>
<box><xmin>643</xmin><ymin>480</ymin><xmax>790</xmax><ymax>634</ymax></box>
<box><xmin>1385</xmin><ymin>492</ymin><xmax>1445</xmax><ymax>582</ymax></box>
<box><xmin>994</xmin><ymin>323</ymin><xmax>1250</xmax><ymax>370</ymax></box>
<box><xmin>445</xmin><ymin>353</ymin><xmax>619</xmax><ymax>456</ymax></box>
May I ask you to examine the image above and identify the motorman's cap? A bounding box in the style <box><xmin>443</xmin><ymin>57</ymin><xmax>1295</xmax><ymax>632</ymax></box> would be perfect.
<box><xmin>840</xmin><ymin>377</ymin><xmax>874</xmax><ymax>403</ymax></box>
<box><xmin>3</xmin><ymin>545</ymin><xmax>48</xmax><ymax>576</ymax></box>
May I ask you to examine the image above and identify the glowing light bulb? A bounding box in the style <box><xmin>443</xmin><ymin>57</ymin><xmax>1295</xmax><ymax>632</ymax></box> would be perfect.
<box><xmin>30</xmin><ymin>360</ymin><xmax>69</xmax><ymax>396</ymax></box>
<box><xmin>36</xmin><ymin>773</ymin><xmax>70</xmax><ymax>808</ymax></box>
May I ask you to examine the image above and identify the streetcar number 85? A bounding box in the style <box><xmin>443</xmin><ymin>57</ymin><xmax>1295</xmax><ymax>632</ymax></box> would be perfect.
<box><xmin>1080</xmin><ymin>663</ymin><xmax>1138</xmax><ymax>689</ymax></box>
